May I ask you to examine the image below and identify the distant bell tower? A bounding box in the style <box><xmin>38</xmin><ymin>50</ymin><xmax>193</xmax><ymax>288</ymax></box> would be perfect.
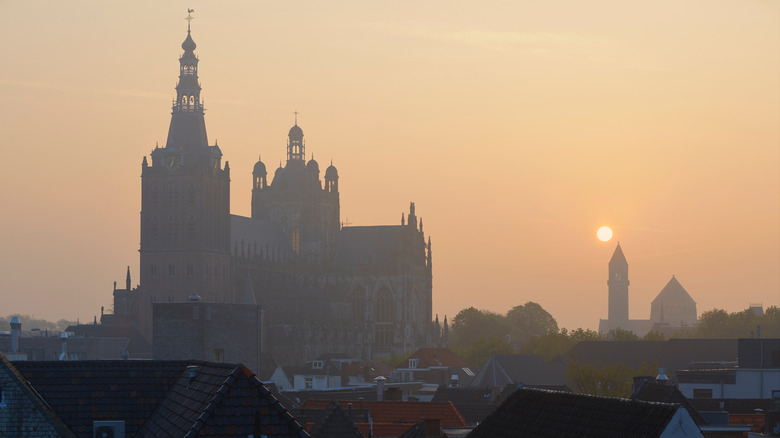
<box><xmin>138</xmin><ymin>12</ymin><xmax>231</xmax><ymax>341</ymax></box>
<box><xmin>608</xmin><ymin>243</ymin><xmax>629</xmax><ymax>325</ymax></box>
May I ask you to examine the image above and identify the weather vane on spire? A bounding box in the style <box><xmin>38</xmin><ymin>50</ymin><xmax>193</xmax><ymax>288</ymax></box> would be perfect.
<box><xmin>186</xmin><ymin>9</ymin><xmax>195</xmax><ymax>32</ymax></box>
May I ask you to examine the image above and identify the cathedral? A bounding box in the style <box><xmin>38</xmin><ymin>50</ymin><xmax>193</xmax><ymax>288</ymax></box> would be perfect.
<box><xmin>111</xmin><ymin>21</ymin><xmax>434</xmax><ymax>365</ymax></box>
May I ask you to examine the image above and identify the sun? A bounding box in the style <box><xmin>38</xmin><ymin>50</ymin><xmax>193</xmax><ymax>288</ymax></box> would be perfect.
<box><xmin>597</xmin><ymin>226</ymin><xmax>613</xmax><ymax>242</ymax></box>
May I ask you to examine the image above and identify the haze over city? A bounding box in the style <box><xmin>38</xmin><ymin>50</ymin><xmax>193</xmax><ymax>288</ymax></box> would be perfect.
<box><xmin>0</xmin><ymin>1</ymin><xmax>777</xmax><ymax>330</ymax></box>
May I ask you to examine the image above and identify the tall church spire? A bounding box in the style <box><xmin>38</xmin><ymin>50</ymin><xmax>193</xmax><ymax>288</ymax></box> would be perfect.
<box><xmin>165</xmin><ymin>10</ymin><xmax>209</xmax><ymax>150</ymax></box>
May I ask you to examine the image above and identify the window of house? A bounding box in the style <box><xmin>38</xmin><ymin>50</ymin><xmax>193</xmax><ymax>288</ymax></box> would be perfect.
<box><xmin>150</xmin><ymin>264</ymin><xmax>157</xmax><ymax>278</ymax></box>
<box><xmin>312</xmin><ymin>360</ymin><xmax>324</xmax><ymax>370</ymax></box>
<box><xmin>304</xmin><ymin>377</ymin><xmax>313</xmax><ymax>389</ymax></box>
<box><xmin>693</xmin><ymin>388</ymin><xmax>713</xmax><ymax>399</ymax></box>
<box><xmin>214</xmin><ymin>349</ymin><xmax>224</xmax><ymax>362</ymax></box>
<box><xmin>409</xmin><ymin>358</ymin><xmax>419</xmax><ymax>369</ymax></box>
<box><xmin>0</xmin><ymin>385</ymin><xmax>6</xmax><ymax>408</ymax></box>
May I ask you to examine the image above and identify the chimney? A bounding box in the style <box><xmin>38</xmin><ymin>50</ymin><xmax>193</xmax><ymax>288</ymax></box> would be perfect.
<box><xmin>375</xmin><ymin>376</ymin><xmax>386</xmax><ymax>401</ymax></box>
<box><xmin>423</xmin><ymin>418</ymin><xmax>440</xmax><ymax>438</ymax></box>
<box><xmin>656</xmin><ymin>368</ymin><xmax>668</xmax><ymax>384</ymax></box>
<box><xmin>59</xmin><ymin>332</ymin><xmax>68</xmax><ymax>360</ymax></box>
<box><xmin>10</xmin><ymin>317</ymin><xmax>21</xmax><ymax>353</ymax></box>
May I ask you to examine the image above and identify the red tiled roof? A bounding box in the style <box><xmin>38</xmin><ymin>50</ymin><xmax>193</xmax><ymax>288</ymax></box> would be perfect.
<box><xmin>299</xmin><ymin>399</ymin><xmax>467</xmax><ymax>427</ymax></box>
<box><xmin>407</xmin><ymin>348</ymin><xmax>468</xmax><ymax>368</ymax></box>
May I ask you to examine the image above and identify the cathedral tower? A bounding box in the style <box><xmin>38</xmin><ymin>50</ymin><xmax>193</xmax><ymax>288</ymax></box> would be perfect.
<box><xmin>607</xmin><ymin>243</ymin><xmax>629</xmax><ymax>325</ymax></box>
<box><xmin>250</xmin><ymin>120</ymin><xmax>340</xmax><ymax>262</ymax></box>
<box><xmin>138</xmin><ymin>18</ymin><xmax>231</xmax><ymax>339</ymax></box>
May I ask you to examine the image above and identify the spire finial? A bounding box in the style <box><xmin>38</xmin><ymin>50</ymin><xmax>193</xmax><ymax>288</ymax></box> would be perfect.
<box><xmin>186</xmin><ymin>9</ymin><xmax>195</xmax><ymax>32</ymax></box>
<box><xmin>294</xmin><ymin>109</ymin><xmax>299</xmax><ymax>125</ymax></box>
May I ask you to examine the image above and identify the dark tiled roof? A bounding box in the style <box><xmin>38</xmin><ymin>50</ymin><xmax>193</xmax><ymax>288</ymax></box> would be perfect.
<box><xmin>15</xmin><ymin>360</ymin><xmax>187</xmax><ymax>438</ymax></box>
<box><xmin>431</xmin><ymin>387</ymin><xmax>502</xmax><ymax>425</ymax></box>
<box><xmin>139</xmin><ymin>362</ymin><xmax>309</xmax><ymax>438</ymax></box>
<box><xmin>334</xmin><ymin>226</ymin><xmax>402</xmax><ymax>268</ymax></box>
<box><xmin>470</xmin><ymin>354</ymin><xmax>567</xmax><ymax>388</ymax></box>
<box><xmin>300</xmin><ymin>399</ymin><xmax>467</xmax><ymax>428</ymax></box>
<box><xmin>467</xmin><ymin>388</ymin><xmax>685</xmax><ymax>438</ymax></box>
<box><xmin>630</xmin><ymin>378</ymin><xmax>706</xmax><ymax>426</ymax></box>
<box><xmin>15</xmin><ymin>360</ymin><xmax>309</xmax><ymax>438</ymax></box>
<box><xmin>309</xmin><ymin>400</ymin><xmax>365</xmax><ymax>438</ymax></box>
<box><xmin>0</xmin><ymin>353</ymin><xmax>77</xmax><ymax>437</ymax></box>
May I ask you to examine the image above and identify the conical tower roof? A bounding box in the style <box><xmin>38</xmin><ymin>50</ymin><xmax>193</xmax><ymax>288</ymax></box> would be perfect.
<box><xmin>609</xmin><ymin>243</ymin><xmax>628</xmax><ymax>267</ymax></box>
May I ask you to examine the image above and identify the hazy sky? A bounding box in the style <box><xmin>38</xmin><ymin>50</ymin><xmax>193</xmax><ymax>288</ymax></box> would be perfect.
<box><xmin>1</xmin><ymin>1</ymin><xmax>777</xmax><ymax>331</ymax></box>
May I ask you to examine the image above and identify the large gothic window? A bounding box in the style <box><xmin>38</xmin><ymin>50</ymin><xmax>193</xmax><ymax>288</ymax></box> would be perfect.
<box><xmin>167</xmin><ymin>183</ymin><xmax>178</xmax><ymax>206</ymax></box>
<box><xmin>188</xmin><ymin>184</ymin><xmax>196</xmax><ymax>206</ymax></box>
<box><xmin>150</xmin><ymin>183</ymin><xmax>159</xmax><ymax>205</ymax></box>
<box><xmin>150</xmin><ymin>216</ymin><xmax>160</xmax><ymax>241</ymax></box>
<box><xmin>187</xmin><ymin>215</ymin><xmax>196</xmax><ymax>241</ymax></box>
<box><xmin>351</xmin><ymin>288</ymin><xmax>365</xmax><ymax>322</ymax></box>
<box><xmin>167</xmin><ymin>216</ymin><xmax>178</xmax><ymax>242</ymax></box>
<box><xmin>375</xmin><ymin>288</ymin><xmax>393</xmax><ymax>322</ymax></box>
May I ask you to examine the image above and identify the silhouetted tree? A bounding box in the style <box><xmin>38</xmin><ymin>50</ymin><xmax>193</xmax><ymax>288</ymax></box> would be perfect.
<box><xmin>607</xmin><ymin>327</ymin><xmax>639</xmax><ymax>341</ymax></box>
<box><xmin>507</xmin><ymin>301</ymin><xmax>558</xmax><ymax>341</ymax></box>
<box><xmin>452</xmin><ymin>336</ymin><xmax>515</xmax><ymax>368</ymax></box>
<box><xmin>521</xmin><ymin>328</ymin><xmax>603</xmax><ymax>362</ymax></box>
<box><xmin>567</xmin><ymin>357</ymin><xmax>658</xmax><ymax>398</ymax></box>
<box><xmin>678</xmin><ymin>306</ymin><xmax>780</xmax><ymax>339</ymax></box>
<box><xmin>450</xmin><ymin>307</ymin><xmax>512</xmax><ymax>348</ymax></box>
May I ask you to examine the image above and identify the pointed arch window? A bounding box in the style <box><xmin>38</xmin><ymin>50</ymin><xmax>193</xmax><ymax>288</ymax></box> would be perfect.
<box><xmin>352</xmin><ymin>288</ymin><xmax>365</xmax><ymax>322</ymax></box>
<box><xmin>188</xmin><ymin>184</ymin><xmax>197</xmax><ymax>206</ymax></box>
<box><xmin>375</xmin><ymin>288</ymin><xmax>393</xmax><ymax>322</ymax></box>
<box><xmin>167</xmin><ymin>216</ymin><xmax>178</xmax><ymax>241</ymax></box>
<box><xmin>167</xmin><ymin>183</ymin><xmax>178</xmax><ymax>206</ymax></box>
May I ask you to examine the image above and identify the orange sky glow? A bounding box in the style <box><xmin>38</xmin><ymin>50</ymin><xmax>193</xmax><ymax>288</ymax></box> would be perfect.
<box><xmin>0</xmin><ymin>1</ymin><xmax>778</xmax><ymax>331</ymax></box>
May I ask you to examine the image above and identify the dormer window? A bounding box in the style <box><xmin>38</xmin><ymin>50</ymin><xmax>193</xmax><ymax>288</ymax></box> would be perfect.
<box><xmin>312</xmin><ymin>360</ymin><xmax>324</xmax><ymax>369</ymax></box>
<box><xmin>409</xmin><ymin>358</ymin><xmax>420</xmax><ymax>369</ymax></box>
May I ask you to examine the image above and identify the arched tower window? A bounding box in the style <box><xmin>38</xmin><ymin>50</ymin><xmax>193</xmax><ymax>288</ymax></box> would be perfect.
<box><xmin>167</xmin><ymin>183</ymin><xmax>178</xmax><ymax>206</ymax></box>
<box><xmin>150</xmin><ymin>183</ymin><xmax>159</xmax><ymax>205</ymax></box>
